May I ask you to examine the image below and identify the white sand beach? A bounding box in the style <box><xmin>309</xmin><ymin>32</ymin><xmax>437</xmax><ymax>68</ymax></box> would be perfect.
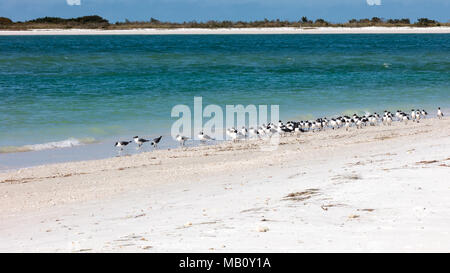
<box><xmin>0</xmin><ymin>116</ymin><xmax>449</xmax><ymax>252</ymax></box>
<box><xmin>1</xmin><ymin>27</ymin><xmax>450</xmax><ymax>35</ymax></box>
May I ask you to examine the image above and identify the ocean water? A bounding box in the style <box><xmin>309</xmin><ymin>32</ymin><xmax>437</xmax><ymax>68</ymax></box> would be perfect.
<box><xmin>1</xmin><ymin>34</ymin><xmax>449</xmax><ymax>169</ymax></box>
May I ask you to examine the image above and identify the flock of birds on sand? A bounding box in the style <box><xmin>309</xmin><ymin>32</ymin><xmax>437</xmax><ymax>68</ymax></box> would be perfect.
<box><xmin>115</xmin><ymin>107</ymin><xmax>444</xmax><ymax>152</ymax></box>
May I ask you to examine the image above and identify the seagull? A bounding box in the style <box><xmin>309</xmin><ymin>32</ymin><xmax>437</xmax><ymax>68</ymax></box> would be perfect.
<box><xmin>151</xmin><ymin>136</ymin><xmax>162</xmax><ymax>148</ymax></box>
<box><xmin>354</xmin><ymin>118</ymin><xmax>362</xmax><ymax>129</ymax></box>
<box><xmin>369</xmin><ymin>115</ymin><xmax>377</xmax><ymax>126</ymax></box>
<box><xmin>386</xmin><ymin>116</ymin><xmax>393</xmax><ymax>126</ymax></box>
<box><xmin>241</xmin><ymin>127</ymin><xmax>248</xmax><ymax>139</ymax></box>
<box><xmin>133</xmin><ymin>136</ymin><xmax>150</xmax><ymax>148</ymax></box>
<box><xmin>227</xmin><ymin>128</ymin><xmax>238</xmax><ymax>142</ymax></box>
<box><xmin>226</xmin><ymin>128</ymin><xmax>235</xmax><ymax>140</ymax></box>
<box><xmin>421</xmin><ymin>109</ymin><xmax>428</xmax><ymax>118</ymax></box>
<box><xmin>176</xmin><ymin>135</ymin><xmax>189</xmax><ymax>146</ymax></box>
<box><xmin>411</xmin><ymin>109</ymin><xmax>416</xmax><ymax>122</ymax></box>
<box><xmin>198</xmin><ymin>131</ymin><xmax>215</xmax><ymax>142</ymax></box>
<box><xmin>415</xmin><ymin>110</ymin><xmax>421</xmax><ymax>123</ymax></box>
<box><xmin>382</xmin><ymin>111</ymin><xmax>393</xmax><ymax>126</ymax></box>
<box><xmin>437</xmin><ymin>107</ymin><xmax>444</xmax><ymax>119</ymax></box>
<box><xmin>402</xmin><ymin>115</ymin><xmax>409</xmax><ymax>124</ymax></box>
<box><xmin>330</xmin><ymin>119</ymin><xmax>338</xmax><ymax>129</ymax></box>
<box><xmin>115</xmin><ymin>141</ymin><xmax>131</xmax><ymax>151</ymax></box>
<box><xmin>344</xmin><ymin>120</ymin><xmax>351</xmax><ymax>131</ymax></box>
<box><xmin>249</xmin><ymin>127</ymin><xmax>260</xmax><ymax>138</ymax></box>
<box><xmin>397</xmin><ymin>112</ymin><xmax>408</xmax><ymax>124</ymax></box>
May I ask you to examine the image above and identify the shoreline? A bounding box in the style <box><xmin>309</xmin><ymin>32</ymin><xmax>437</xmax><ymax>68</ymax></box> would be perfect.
<box><xmin>1</xmin><ymin>26</ymin><xmax>450</xmax><ymax>35</ymax></box>
<box><xmin>1</xmin><ymin>116</ymin><xmax>449</xmax><ymax>252</ymax></box>
<box><xmin>0</xmin><ymin>107</ymin><xmax>450</xmax><ymax>171</ymax></box>
<box><xmin>2</xmin><ymin>106</ymin><xmax>449</xmax><ymax>171</ymax></box>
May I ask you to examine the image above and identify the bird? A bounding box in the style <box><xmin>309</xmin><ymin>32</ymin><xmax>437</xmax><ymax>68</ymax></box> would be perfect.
<box><xmin>344</xmin><ymin>120</ymin><xmax>351</xmax><ymax>131</ymax></box>
<box><xmin>330</xmin><ymin>119</ymin><xmax>338</xmax><ymax>129</ymax></box>
<box><xmin>399</xmin><ymin>112</ymin><xmax>409</xmax><ymax>124</ymax></box>
<box><xmin>415</xmin><ymin>110</ymin><xmax>421</xmax><ymax>123</ymax></box>
<box><xmin>249</xmin><ymin>127</ymin><xmax>260</xmax><ymax>138</ymax></box>
<box><xmin>368</xmin><ymin>115</ymin><xmax>378</xmax><ymax>126</ymax></box>
<box><xmin>411</xmin><ymin>109</ymin><xmax>416</xmax><ymax>122</ymax></box>
<box><xmin>115</xmin><ymin>141</ymin><xmax>131</xmax><ymax>151</ymax></box>
<box><xmin>437</xmin><ymin>107</ymin><xmax>444</xmax><ymax>119</ymax></box>
<box><xmin>421</xmin><ymin>109</ymin><xmax>428</xmax><ymax>117</ymax></box>
<box><xmin>355</xmin><ymin>118</ymin><xmax>363</xmax><ymax>129</ymax></box>
<box><xmin>226</xmin><ymin>128</ymin><xmax>238</xmax><ymax>142</ymax></box>
<box><xmin>257</xmin><ymin>126</ymin><xmax>265</xmax><ymax>137</ymax></box>
<box><xmin>151</xmin><ymin>136</ymin><xmax>162</xmax><ymax>148</ymax></box>
<box><xmin>386</xmin><ymin>116</ymin><xmax>393</xmax><ymax>126</ymax></box>
<box><xmin>133</xmin><ymin>136</ymin><xmax>150</xmax><ymax>148</ymax></box>
<box><xmin>241</xmin><ymin>127</ymin><xmax>248</xmax><ymax>139</ymax></box>
<box><xmin>176</xmin><ymin>135</ymin><xmax>189</xmax><ymax>146</ymax></box>
<box><xmin>198</xmin><ymin>131</ymin><xmax>215</xmax><ymax>142</ymax></box>
<box><xmin>226</xmin><ymin>128</ymin><xmax>235</xmax><ymax>140</ymax></box>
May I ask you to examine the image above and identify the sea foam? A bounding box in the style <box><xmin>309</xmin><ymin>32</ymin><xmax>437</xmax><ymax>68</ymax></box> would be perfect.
<box><xmin>0</xmin><ymin>138</ymin><xmax>97</xmax><ymax>154</ymax></box>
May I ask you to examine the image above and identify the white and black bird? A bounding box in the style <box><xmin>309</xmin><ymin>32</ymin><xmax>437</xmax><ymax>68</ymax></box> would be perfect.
<box><xmin>176</xmin><ymin>135</ymin><xmax>189</xmax><ymax>146</ymax></box>
<box><xmin>226</xmin><ymin>128</ymin><xmax>235</xmax><ymax>140</ymax></box>
<box><xmin>399</xmin><ymin>112</ymin><xmax>409</xmax><ymax>124</ymax></box>
<box><xmin>151</xmin><ymin>136</ymin><xmax>162</xmax><ymax>148</ymax></box>
<box><xmin>198</xmin><ymin>131</ymin><xmax>215</xmax><ymax>142</ymax></box>
<box><xmin>386</xmin><ymin>115</ymin><xmax>393</xmax><ymax>126</ymax></box>
<box><xmin>133</xmin><ymin>136</ymin><xmax>150</xmax><ymax>148</ymax></box>
<box><xmin>421</xmin><ymin>109</ymin><xmax>428</xmax><ymax>118</ymax></box>
<box><xmin>437</xmin><ymin>107</ymin><xmax>444</xmax><ymax>119</ymax></box>
<box><xmin>415</xmin><ymin>110</ymin><xmax>421</xmax><ymax>123</ymax></box>
<box><xmin>226</xmin><ymin>128</ymin><xmax>239</xmax><ymax>142</ymax></box>
<box><xmin>257</xmin><ymin>126</ymin><xmax>265</xmax><ymax>136</ymax></box>
<box><xmin>115</xmin><ymin>141</ymin><xmax>132</xmax><ymax>151</ymax></box>
<box><xmin>241</xmin><ymin>127</ymin><xmax>248</xmax><ymax>139</ymax></box>
<box><xmin>249</xmin><ymin>127</ymin><xmax>260</xmax><ymax>138</ymax></box>
<box><xmin>411</xmin><ymin>109</ymin><xmax>416</xmax><ymax>122</ymax></box>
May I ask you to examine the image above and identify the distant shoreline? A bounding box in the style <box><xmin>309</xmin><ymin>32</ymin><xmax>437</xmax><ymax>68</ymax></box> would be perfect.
<box><xmin>1</xmin><ymin>26</ymin><xmax>450</xmax><ymax>35</ymax></box>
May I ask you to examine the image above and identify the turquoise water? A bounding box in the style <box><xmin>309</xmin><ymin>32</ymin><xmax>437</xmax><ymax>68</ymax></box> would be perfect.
<box><xmin>0</xmin><ymin>34</ymin><xmax>449</xmax><ymax>168</ymax></box>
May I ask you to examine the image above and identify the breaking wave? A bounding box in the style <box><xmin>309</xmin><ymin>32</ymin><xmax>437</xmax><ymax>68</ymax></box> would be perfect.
<box><xmin>0</xmin><ymin>137</ymin><xmax>97</xmax><ymax>154</ymax></box>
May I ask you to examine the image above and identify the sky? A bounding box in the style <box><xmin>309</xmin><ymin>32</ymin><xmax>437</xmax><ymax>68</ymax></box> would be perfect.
<box><xmin>0</xmin><ymin>0</ymin><xmax>449</xmax><ymax>23</ymax></box>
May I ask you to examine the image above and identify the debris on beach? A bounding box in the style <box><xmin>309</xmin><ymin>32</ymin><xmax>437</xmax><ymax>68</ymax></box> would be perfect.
<box><xmin>416</xmin><ymin>160</ymin><xmax>439</xmax><ymax>164</ymax></box>
<box><xmin>257</xmin><ymin>226</ymin><xmax>269</xmax><ymax>232</ymax></box>
<box><xmin>283</xmin><ymin>188</ymin><xmax>320</xmax><ymax>202</ymax></box>
<box><xmin>321</xmin><ymin>203</ymin><xmax>346</xmax><ymax>211</ymax></box>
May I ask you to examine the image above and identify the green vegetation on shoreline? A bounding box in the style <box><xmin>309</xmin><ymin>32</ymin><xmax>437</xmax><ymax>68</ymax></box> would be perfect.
<box><xmin>0</xmin><ymin>15</ymin><xmax>448</xmax><ymax>30</ymax></box>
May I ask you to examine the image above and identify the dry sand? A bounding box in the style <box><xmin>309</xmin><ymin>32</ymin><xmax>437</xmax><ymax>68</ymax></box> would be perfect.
<box><xmin>0</xmin><ymin>117</ymin><xmax>449</xmax><ymax>252</ymax></box>
<box><xmin>1</xmin><ymin>27</ymin><xmax>450</xmax><ymax>35</ymax></box>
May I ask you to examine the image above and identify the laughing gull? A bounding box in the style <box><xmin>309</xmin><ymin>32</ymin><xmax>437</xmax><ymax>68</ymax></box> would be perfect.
<box><xmin>133</xmin><ymin>136</ymin><xmax>150</xmax><ymax>148</ymax></box>
<box><xmin>198</xmin><ymin>131</ymin><xmax>215</xmax><ymax>142</ymax></box>
<box><xmin>241</xmin><ymin>127</ymin><xmax>248</xmax><ymax>139</ymax></box>
<box><xmin>421</xmin><ymin>109</ymin><xmax>428</xmax><ymax>117</ymax></box>
<box><xmin>411</xmin><ymin>109</ymin><xmax>417</xmax><ymax>122</ymax></box>
<box><xmin>437</xmin><ymin>107</ymin><xmax>444</xmax><ymax>119</ymax></box>
<box><xmin>176</xmin><ymin>135</ymin><xmax>189</xmax><ymax>146</ymax></box>
<box><xmin>249</xmin><ymin>127</ymin><xmax>260</xmax><ymax>138</ymax></box>
<box><xmin>151</xmin><ymin>136</ymin><xmax>162</xmax><ymax>148</ymax></box>
<box><xmin>415</xmin><ymin>110</ymin><xmax>421</xmax><ymax>123</ymax></box>
<box><xmin>115</xmin><ymin>141</ymin><xmax>132</xmax><ymax>151</ymax></box>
